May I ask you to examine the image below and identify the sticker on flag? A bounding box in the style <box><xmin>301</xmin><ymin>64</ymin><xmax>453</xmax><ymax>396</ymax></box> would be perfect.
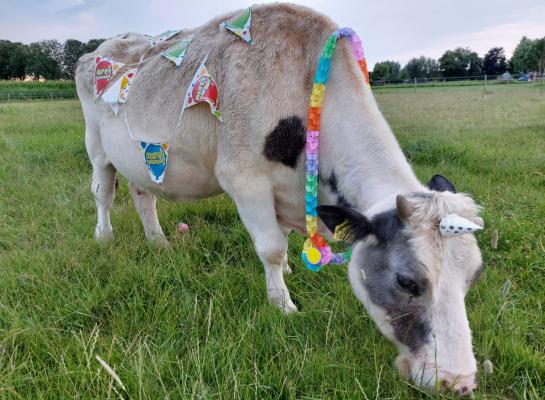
<box><xmin>95</xmin><ymin>56</ymin><xmax>124</xmax><ymax>97</ymax></box>
<box><xmin>140</xmin><ymin>142</ymin><xmax>169</xmax><ymax>184</ymax></box>
<box><xmin>183</xmin><ymin>57</ymin><xmax>222</xmax><ymax>121</ymax></box>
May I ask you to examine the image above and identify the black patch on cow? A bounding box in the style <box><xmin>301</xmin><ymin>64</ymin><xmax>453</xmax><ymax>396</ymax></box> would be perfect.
<box><xmin>370</xmin><ymin>209</ymin><xmax>403</xmax><ymax>243</ymax></box>
<box><xmin>357</xmin><ymin>231</ymin><xmax>432</xmax><ymax>352</ymax></box>
<box><xmin>428</xmin><ymin>174</ymin><xmax>456</xmax><ymax>193</ymax></box>
<box><xmin>321</xmin><ymin>171</ymin><xmax>354</xmax><ymax>209</ymax></box>
<box><xmin>263</xmin><ymin>116</ymin><xmax>306</xmax><ymax>168</ymax></box>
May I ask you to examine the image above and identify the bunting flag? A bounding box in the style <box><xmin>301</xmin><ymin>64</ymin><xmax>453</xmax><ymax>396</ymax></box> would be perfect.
<box><xmin>220</xmin><ymin>7</ymin><xmax>253</xmax><ymax>44</ymax></box>
<box><xmin>161</xmin><ymin>36</ymin><xmax>193</xmax><ymax>67</ymax></box>
<box><xmin>95</xmin><ymin>56</ymin><xmax>125</xmax><ymax>97</ymax></box>
<box><xmin>119</xmin><ymin>67</ymin><xmax>138</xmax><ymax>103</ymax></box>
<box><xmin>140</xmin><ymin>142</ymin><xmax>169</xmax><ymax>184</ymax></box>
<box><xmin>100</xmin><ymin>74</ymin><xmax>123</xmax><ymax>115</ymax></box>
<box><xmin>99</xmin><ymin>67</ymin><xmax>138</xmax><ymax>115</ymax></box>
<box><xmin>147</xmin><ymin>30</ymin><xmax>180</xmax><ymax>46</ymax></box>
<box><xmin>183</xmin><ymin>57</ymin><xmax>222</xmax><ymax>120</ymax></box>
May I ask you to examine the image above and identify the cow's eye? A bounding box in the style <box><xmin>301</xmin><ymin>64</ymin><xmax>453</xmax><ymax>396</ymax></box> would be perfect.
<box><xmin>396</xmin><ymin>274</ymin><xmax>420</xmax><ymax>296</ymax></box>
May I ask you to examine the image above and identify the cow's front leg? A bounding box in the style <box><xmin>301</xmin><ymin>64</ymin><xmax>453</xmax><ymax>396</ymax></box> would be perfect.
<box><xmin>128</xmin><ymin>181</ymin><xmax>169</xmax><ymax>247</ymax></box>
<box><xmin>222</xmin><ymin>178</ymin><xmax>297</xmax><ymax>313</ymax></box>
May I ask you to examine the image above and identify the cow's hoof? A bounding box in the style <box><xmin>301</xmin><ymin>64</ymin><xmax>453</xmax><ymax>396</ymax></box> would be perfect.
<box><xmin>269</xmin><ymin>291</ymin><xmax>298</xmax><ymax>313</ymax></box>
<box><xmin>95</xmin><ymin>225</ymin><xmax>113</xmax><ymax>241</ymax></box>
<box><xmin>279</xmin><ymin>300</ymin><xmax>298</xmax><ymax>314</ymax></box>
<box><xmin>148</xmin><ymin>234</ymin><xmax>170</xmax><ymax>248</ymax></box>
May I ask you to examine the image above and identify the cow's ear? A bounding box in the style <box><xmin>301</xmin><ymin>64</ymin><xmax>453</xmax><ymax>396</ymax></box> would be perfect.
<box><xmin>428</xmin><ymin>174</ymin><xmax>456</xmax><ymax>193</ymax></box>
<box><xmin>317</xmin><ymin>205</ymin><xmax>372</xmax><ymax>242</ymax></box>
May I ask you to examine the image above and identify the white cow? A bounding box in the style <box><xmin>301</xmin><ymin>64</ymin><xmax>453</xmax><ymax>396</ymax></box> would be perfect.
<box><xmin>76</xmin><ymin>3</ymin><xmax>484</xmax><ymax>395</ymax></box>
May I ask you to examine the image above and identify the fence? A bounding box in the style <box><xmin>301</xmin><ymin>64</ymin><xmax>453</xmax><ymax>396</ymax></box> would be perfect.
<box><xmin>0</xmin><ymin>73</ymin><xmax>544</xmax><ymax>102</ymax></box>
<box><xmin>370</xmin><ymin>73</ymin><xmax>545</xmax><ymax>89</ymax></box>
<box><xmin>0</xmin><ymin>90</ymin><xmax>77</xmax><ymax>102</ymax></box>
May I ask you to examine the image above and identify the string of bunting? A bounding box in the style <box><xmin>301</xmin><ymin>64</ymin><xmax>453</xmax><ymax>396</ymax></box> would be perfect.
<box><xmin>94</xmin><ymin>11</ymin><xmax>371</xmax><ymax>271</ymax></box>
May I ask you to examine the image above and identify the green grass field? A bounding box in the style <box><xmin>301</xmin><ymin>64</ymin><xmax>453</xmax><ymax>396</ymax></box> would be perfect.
<box><xmin>0</xmin><ymin>84</ymin><xmax>544</xmax><ymax>399</ymax></box>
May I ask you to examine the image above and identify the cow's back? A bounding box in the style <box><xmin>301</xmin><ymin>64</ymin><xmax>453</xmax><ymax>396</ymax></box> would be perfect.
<box><xmin>75</xmin><ymin>4</ymin><xmax>343</xmax><ymax>200</ymax></box>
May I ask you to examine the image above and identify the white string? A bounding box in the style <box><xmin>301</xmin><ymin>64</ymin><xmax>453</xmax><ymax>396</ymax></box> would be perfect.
<box><xmin>103</xmin><ymin>32</ymin><xmax>204</xmax><ymax>144</ymax></box>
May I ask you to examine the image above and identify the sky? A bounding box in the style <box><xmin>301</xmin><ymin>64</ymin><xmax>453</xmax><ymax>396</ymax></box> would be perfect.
<box><xmin>1</xmin><ymin>0</ymin><xmax>544</xmax><ymax>67</ymax></box>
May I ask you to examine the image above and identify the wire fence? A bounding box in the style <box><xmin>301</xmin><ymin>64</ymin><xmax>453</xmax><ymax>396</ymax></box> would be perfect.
<box><xmin>370</xmin><ymin>73</ymin><xmax>545</xmax><ymax>89</ymax></box>
<box><xmin>0</xmin><ymin>73</ymin><xmax>543</xmax><ymax>102</ymax></box>
<box><xmin>0</xmin><ymin>90</ymin><xmax>77</xmax><ymax>102</ymax></box>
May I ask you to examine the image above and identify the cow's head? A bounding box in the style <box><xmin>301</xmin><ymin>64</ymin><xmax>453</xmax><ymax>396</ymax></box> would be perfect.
<box><xmin>318</xmin><ymin>175</ymin><xmax>483</xmax><ymax>396</ymax></box>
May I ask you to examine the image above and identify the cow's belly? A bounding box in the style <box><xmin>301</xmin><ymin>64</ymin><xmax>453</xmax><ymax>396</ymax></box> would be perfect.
<box><xmin>97</xmin><ymin>110</ymin><xmax>223</xmax><ymax>201</ymax></box>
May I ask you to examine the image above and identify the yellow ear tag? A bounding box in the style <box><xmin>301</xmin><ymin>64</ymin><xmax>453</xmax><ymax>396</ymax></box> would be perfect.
<box><xmin>306</xmin><ymin>247</ymin><xmax>322</xmax><ymax>265</ymax></box>
<box><xmin>333</xmin><ymin>220</ymin><xmax>352</xmax><ymax>242</ymax></box>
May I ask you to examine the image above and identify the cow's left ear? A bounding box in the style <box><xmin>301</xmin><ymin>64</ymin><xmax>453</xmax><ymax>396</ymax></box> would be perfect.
<box><xmin>317</xmin><ymin>205</ymin><xmax>372</xmax><ymax>242</ymax></box>
<box><xmin>428</xmin><ymin>174</ymin><xmax>456</xmax><ymax>193</ymax></box>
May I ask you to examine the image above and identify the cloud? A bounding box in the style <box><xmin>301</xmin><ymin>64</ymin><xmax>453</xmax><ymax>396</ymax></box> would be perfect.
<box><xmin>390</xmin><ymin>20</ymin><xmax>545</xmax><ymax>65</ymax></box>
<box><xmin>0</xmin><ymin>0</ymin><xmax>544</xmax><ymax>67</ymax></box>
<box><xmin>57</xmin><ymin>0</ymin><xmax>104</xmax><ymax>16</ymax></box>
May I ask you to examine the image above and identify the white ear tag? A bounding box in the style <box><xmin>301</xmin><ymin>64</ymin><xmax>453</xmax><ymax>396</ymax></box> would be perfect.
<box><xmin>439</xmin><ymin>214</ymin><xmax>483</xmax><ymax>237</ymax></box>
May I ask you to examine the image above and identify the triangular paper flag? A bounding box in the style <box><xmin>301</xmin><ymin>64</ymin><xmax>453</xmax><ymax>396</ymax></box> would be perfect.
<box><xmin>119</xmin><ymin>67</ymin><xmax>138</xmax><ymax>103</ymax></box>
<box><xmin>183</xmin><ymin>58</ymin><xmax>222</xmax><ymax>121</ymax></box>
<box><xmin>220</xmin><ymin>7</ymin><xmax>253</xmax><ymax>44</ymax></box>
<box><xmin>95</xmin><ymin>56</ymin><xmax>125</xmax><ymax>97</ymax></box>
<box><xmin>161</xmin><ymin>36</ymin><xmax>193</xmax><ymax>67</ymax></box>
<box><xmin>147</xmin><ymin>30</ymin><xmax>180</xmax><ymax>46</ymax></box>
<box><xmin>100</xmin><ymin>75</ymin><xmax>123</xmax><ymax>115</ymax></box>
<box><xmin>140</xmin><ymin>142</ymin><xmax>169</xmax><ymax>184</ymax></box>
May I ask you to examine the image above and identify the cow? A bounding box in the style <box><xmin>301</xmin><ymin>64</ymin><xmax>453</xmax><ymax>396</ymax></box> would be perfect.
<box><xmin>75</xmin><ymin>3</ymin><xmax>484</xmax><ymax>395</ymax></box>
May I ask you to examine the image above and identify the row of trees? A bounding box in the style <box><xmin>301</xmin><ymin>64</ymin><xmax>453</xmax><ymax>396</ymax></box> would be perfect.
<box><xmin>372</xmin><ymin>36</ymin><xmax>545</xmax><ymax>81</ymax></box>
<box><xmin>0</xmin><ymin>39</ymin><xmax>105</xmax><ymax>80</ymax></box>
<box><xmin>1</xmin><ymin>35</ymin><xmax>544</xmax><ymax>82</ymax></box>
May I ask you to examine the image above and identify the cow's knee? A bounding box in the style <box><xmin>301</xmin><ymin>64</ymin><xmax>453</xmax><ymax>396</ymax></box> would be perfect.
<box><xmin>254</xmin><ymin>232</ymin><xmax>287</xmax><ymax>266</ymax></box>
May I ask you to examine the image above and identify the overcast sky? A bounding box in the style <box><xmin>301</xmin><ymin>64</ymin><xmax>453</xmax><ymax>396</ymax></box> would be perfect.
<box><xmin>1</xmin><ymin>0</ymin><xmax>544</xmax><ymax>66</ymax></box>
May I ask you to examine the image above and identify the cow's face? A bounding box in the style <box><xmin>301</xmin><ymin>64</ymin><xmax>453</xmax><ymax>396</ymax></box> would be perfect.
<box><xmin>318</xmin><ymin>176</ymin><xmax>483</xmax><ymax>396</ymax></box>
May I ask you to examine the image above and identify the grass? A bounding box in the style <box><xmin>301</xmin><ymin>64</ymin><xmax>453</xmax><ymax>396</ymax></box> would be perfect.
<box><xmin>0</xmin><ymin>84</ymin><xmax>544</xmax><ymax>399</ymax></box>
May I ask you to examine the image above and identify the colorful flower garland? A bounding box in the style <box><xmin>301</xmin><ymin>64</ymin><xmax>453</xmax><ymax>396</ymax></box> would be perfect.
<box><xmin>301</xmin><ymin>27</ymin><xmax>370</xmax><ymax>271</ymax></box>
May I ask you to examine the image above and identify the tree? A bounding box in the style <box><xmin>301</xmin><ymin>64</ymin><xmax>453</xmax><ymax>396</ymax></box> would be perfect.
<box><xmin>85</xmin><ymin>38</ymin><xmax>106</xmax><ymax>53</ymax></box>
<box><xmin>483</xmin><ymin>47</ymin><xmax>507</xmax><ymax>75</ymax></box>
<box><xmin>439</xmin><ymin>47</ymin><xmax>482</xmax><ymax>77</ymax></box>
<box><xmin>371</xmin><ymin>60</ymin><xmax>401</xmax><ymax>81</ymax></box>
<box><xmin>510</xmin><ymin>36</ymin><xmax>540</xmax><ymax>73</ymax></box>
<box><xmin>62</xmin><ymin>39</ymin><xmax>86</xmax><ymax>79</ymax></box>
<box><xmin>8</xmin><ymin>43</ymin><xmax>28</xmax><ymax>80</ymax></box>
<box><xmin>27</xmin><ymin>40</ymin><xmax>63</xmax><ymax>80</ymax></box>
<box><xmin>403</xmin><ymin>56</ymin><xmax>441</xmax><ymax>79</ymax></box>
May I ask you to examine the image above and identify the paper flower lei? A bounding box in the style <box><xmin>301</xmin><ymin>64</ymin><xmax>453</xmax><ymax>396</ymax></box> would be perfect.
<box><xmin>301</xmin><ymin>27</ymin><xmax>370</xmax><ymax>272</ymax></box>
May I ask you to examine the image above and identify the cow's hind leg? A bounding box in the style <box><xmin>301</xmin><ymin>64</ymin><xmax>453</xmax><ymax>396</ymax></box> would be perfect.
<box><xmin>220</xmin><ymin>175</ymin><xmax>297</xmax><ymax>313</ymax></box>
<box><xmin>86</xmin><ymin>134</ymin><xmax>117</xmax><ymax>241</ymax></box>
<box><xmin>128</xmin><ymin>181</ymin><xmax>169</xmax><ymax>247</ymax></box>
<box><xmin>280</xmin><ymin>226</ymin><xmax>293</xmax><ymax>275</ymax></box>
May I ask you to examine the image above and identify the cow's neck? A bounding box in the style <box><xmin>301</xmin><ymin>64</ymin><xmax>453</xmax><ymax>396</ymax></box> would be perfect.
<box><xmin>317</xmin><ymin>84</ymin><xmax>424</xmax><ymax>214</ymax></box>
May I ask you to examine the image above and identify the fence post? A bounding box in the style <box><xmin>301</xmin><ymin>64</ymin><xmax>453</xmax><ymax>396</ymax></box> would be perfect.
<box><xmin>7</xmin><ymin>94</ymin><xmax>10</xmax><ymax>102</ymax></box>
<box><xmin>414</xmin><ymin>77</ymin><xmax>417</xmax><ymax>92</ymax></box>
<box><xmin>484</xmin><ymin>74</ymin><xmax>487</xmax><ymax>92</ymax></box>
<box><xmin>50</xmin><ymin>92</ymin><xmax>53</xmax><ymax>101</ymax></box>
